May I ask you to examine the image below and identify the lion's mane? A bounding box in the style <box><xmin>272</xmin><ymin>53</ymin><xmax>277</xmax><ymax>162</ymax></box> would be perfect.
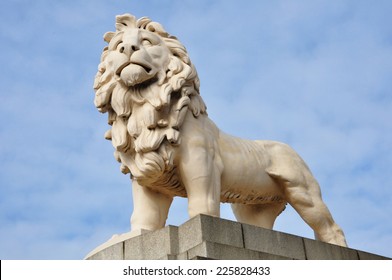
<box><xmin>93</xmin><ymin>14</ymin><xmax>206</xmax><ymax>196</ymax></box>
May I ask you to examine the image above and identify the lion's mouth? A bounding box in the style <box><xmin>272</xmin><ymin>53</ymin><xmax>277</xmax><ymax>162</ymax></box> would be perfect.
<box><xmin>116</xmin><ymin>61</ymin><xmax>152</xmax><ymax>75</ymax></box>
<box><xmin>138</xmin><ymin>63</ymin><xmax>152</xmax><ymax>73</ymax></box>
<box><xmin>116</xmin><ymin>61</ymin><xmax>131</xmax><ymax>75</ymax></box>
<box><xmin>117</xmin><ymin>60</ymin><xmax>156</xmax><ymax>87</ymax></box>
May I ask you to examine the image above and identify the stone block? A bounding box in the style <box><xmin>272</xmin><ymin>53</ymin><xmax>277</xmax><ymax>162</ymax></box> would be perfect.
<box><xmin>187</xmin><ymin>241</ymin><xmax>291</xmax><ymax>260</ymax></box>
<box><xmin>178</xmin><ymin>214</ymin><xmax>243</xmax><ymax>253</ymax></box>
<box><xmin>176</xmin><ymin>252</ymin><xmax>189</xmax><ymax>260</ymax></box>
<box><xmin>86</xmin><ymin>215</ymin><xmax>390</xmax><ymax>260</ymax></box>
<box><xmin>86</xmin><ymin>241</ymin><xmax>123</xmax><ymax>260</ymax></box>
<box><xmin>357</xmin><ymin>250</ymin><xmax>390</xmax><ymax>260</ymax></box>
<box><xmin>158</xmin><ymin>254</ymin><xmax>178</xmax><ymax>260</ymax></box>
<box><xmin>242</xmin><ymin>223</ymin><xmax>306</xmax><ymax>259</ymax></box>
<box><xmin>303</xmin><ymin>238</ymin><xmax>359</xmax><ymax>260</ymax></box>
<box><xmin>186</xmin><ymin>242</ymin><xmax>208</xmax><ymax>260</ymax></box>
<box><xmin>124</xmin><ymin>225</ymin><xmax>179</xmax><ymax>259</ymax></box>
<box><xmin>122</xmin><ymin>235</ymin><xmax>143</xmax><ymax>260</ymax></box>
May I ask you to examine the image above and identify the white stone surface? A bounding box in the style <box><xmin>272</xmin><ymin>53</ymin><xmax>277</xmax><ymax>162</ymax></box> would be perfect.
<box><xmin>93</xmin><ymin>13</ymin><xmax>347</xmax><ymax>247</ymax></box>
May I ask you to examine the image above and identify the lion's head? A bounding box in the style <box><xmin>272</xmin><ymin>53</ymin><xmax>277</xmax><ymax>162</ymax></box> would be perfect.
<box><xmin>93</xmin><ymin>14</ymin><xmax>206</xmax><ymax>195</ymax></box>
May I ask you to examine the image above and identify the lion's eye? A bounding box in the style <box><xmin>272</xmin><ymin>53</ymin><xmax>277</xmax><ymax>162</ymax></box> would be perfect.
<box><xmin>115</xmin><ymin>41</ymin><xmax>123</xmax><ymax>49</ymax></box>
<box><xmin>115</xmin><ymin>41</ymin><xmax>124</xmax><ymax>52</ymax></box>
<box><xmin>142</xmin><ymin>39</ymin><xmax>152</xmax><ymax>47</ymax></box>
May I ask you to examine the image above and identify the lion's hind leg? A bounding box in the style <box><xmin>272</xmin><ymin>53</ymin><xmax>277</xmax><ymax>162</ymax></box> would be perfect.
<box><xmin>231</xmin><ymin>203</ymin><xmax>286</xmax><ymax>229</ymax></box>
<box><xmin>267</xmin><ymin>169</ymin><xmax>347</xmax><ymax>247</ymax></box>
<box><xmin>262</xmin><ymin>141</ymin><xmax>347</xmax><ymax>246</ymax></box>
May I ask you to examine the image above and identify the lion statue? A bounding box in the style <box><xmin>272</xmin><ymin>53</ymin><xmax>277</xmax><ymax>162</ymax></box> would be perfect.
<box><xmin>93</xmin><ymin>13</ymin><xmax>347</xmax><ymax>247</ymax></box>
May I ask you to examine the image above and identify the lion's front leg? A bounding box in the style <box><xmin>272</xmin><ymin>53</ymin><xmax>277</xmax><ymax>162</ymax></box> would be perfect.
<box><xmin>178</xmin><ymin>145</ymin><xmax>223</xmax><ymax>219</ymax></box>
<box><xmin>130</xmin><ymin>180</ymin><xmax>173</xmax><ymax>232</ymax></box>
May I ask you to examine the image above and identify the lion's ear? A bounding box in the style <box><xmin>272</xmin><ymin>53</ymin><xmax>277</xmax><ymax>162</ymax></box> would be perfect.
<box><xmin>103</xmin><ymin>32</ymin><xmax>115</xmax><ymax>43</ymax></box>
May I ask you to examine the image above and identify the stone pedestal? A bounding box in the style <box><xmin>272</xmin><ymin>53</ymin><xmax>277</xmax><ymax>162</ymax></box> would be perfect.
<box><xmin>86</xmin><ymin>214</ymin><xmax>389</xmax><ymax>260</ymax></box>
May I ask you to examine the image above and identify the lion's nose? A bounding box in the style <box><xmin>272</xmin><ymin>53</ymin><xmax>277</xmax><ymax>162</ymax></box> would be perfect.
<box><xmin>119</xmin><ymin>44</ymin><xmax>140</xmax><ymax>56</ymax></box>
<box><xmin>131</xmin><ymin>44</ymin><xmax>139</xmax><ymax>51</ymax></box>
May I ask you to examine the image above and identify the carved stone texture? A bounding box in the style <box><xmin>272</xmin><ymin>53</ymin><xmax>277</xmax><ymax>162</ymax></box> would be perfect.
<box><xmin>93</xmin><ymin>13</ymin><xmax>347</xmax><ymax>250</ymax></box>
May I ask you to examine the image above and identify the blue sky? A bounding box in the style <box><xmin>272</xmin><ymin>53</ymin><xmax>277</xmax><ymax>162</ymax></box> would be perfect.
<box><xmin>0</xmin><ymin>0</ymin><xmax>391</xmax><ymax>259</ymax></box>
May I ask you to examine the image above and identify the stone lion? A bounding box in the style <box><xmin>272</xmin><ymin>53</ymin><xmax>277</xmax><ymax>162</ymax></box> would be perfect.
<box><xmin>94</xmin><ymin>13</ymin><xmax>347</xmax><ymax>247</ymax></box>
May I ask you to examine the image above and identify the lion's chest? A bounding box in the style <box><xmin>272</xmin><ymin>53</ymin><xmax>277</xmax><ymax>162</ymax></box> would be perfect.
<box><xmin>137</xmin><ymin>165</ymin><xmax>187</xmax><ymax>198</ymax></box>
